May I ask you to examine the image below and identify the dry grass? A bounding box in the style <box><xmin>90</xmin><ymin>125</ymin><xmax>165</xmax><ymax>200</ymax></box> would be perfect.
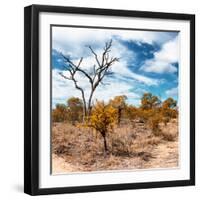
<box><xmin>52</xmin><ymin>118</ymin><xmax>178</xmax><ymax>173</ymax></box>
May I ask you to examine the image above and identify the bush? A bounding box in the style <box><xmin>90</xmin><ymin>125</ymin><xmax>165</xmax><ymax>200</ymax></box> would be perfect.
<box><xmin>52</xmin><ymin>104</ymin><xmax>67</xmax><ymax>122</ymax></box>
<box><xmin>87</xmin><ymin>101</ymin><xmax>116</xmax><ymax>153</ymax></box>
<box><xmin>148</xmin><ymin>115</ymin><xmax>162</xmax><ymax>136</ymax></box>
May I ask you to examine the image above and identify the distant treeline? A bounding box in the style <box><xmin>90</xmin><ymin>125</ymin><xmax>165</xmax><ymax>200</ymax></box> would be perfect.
<box><xmin>52</xmin><ymin>93</ymin><xmax>177</xmax><ymax>126</ymax></box>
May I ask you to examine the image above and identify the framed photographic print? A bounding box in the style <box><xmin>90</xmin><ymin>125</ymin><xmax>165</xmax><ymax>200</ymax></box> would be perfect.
<box><xmin>24</xmin><ymin>4</ymin><xmax>195</xmax><ymax>195</ymax></box>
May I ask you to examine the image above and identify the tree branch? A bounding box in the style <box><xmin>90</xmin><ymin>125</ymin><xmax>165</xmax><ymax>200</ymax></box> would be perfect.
<box><xmin>59</xmin><ymin>39</ymin><xmax>119</xmax><ymax>116</ymax></box>
<box><xmin>87</xmin><ymin>45</ymin><xmax>101</xmax><ymax>67</ymax></box>
<box><xmin>58</xmin><ymin>70</ymin><xmax>87</xmax><ymax>117</ymax></box>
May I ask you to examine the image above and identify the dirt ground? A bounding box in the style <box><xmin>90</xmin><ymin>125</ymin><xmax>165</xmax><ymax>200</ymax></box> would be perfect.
<box><xmin>52</xmin><ymin>119</ymin><xmax>178</xmax><ymax>174</ymax></box>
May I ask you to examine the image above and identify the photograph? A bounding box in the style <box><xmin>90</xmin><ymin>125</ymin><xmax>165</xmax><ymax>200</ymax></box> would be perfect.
<box><xmin>51</xmin><ymin>25</ymin><xmax>179</xmax><ymax>174</ymax></box>
<box><xmin>24</xmin><ymin>4</ymin><xmax>195</xmax><ymax>195</ymax></box>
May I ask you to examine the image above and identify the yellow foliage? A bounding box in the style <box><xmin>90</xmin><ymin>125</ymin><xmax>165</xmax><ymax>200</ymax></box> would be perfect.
<box><xmin>161</xmin><ymin>98</ymin><xmax>177</xmax><ymax>125</ymax></box>
<box><xmin>66</xmin><ymin>97</ymin><xmax>83</xmax><ymax>124</ymax></box>
<box><xmin>109</xmin><ymin>95</ymin><xmax>127</xmax><ymax>109</ymax></box>
<box><xmin>141</xmin><ymin>93</ymin><xmax>161</xmax><ymax>110</ymax></box>
<box><xmin>52</xmin><ymin>104</ymin><xmax>67</xmax><ymax>122</ymax></box>
<box><xmin>124</xmin><ymin>105</ymin><xmax>138</xmax><ymax>120</ymax></box>
<box><xmin>87</xmin><ymin>101</ymin><xmax>116</xmax><ymax>135</ymax></box>
<box><xmin>109</xmin><ymin>95</ymin><xmax>127</xmax><ymax>125</ymax></box>
<box><xmin>86</xmin><ymin>101</ymin><xmax>117</xmax><ymax>153</ymax></box>
<box><xmin>148</xmin><ymin>113</ymin><xmax>162</xmax><ymax>135</ymax></box>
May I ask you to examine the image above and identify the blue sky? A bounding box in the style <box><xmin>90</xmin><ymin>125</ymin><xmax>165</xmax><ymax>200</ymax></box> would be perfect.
<box><xmin>51</xmin><ymin>26</ymin><xmax>179</xmax><ymax>107</ymax></box>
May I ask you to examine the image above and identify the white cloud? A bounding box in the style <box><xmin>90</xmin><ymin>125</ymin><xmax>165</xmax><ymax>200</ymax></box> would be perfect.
<box><xmin>166</xmin><ymin>87</ymin><xmax>178</xmax><ymax>97</ymax></box>
<box><xmin>52</xmin><ymin>26</ymin><xmax>177</xmax><ymax>58</ymax></box>
<box><xmin>52</xmin><ymin>70</ymin><xmax>80</xmax><ymax>100</ymax></box>
<box><xmin>141</xmin><ymin>60</ymin><xmax>177</xmax><ymax>73</ymax></box>
<box><xmin>154</xmin><ymin>36</ymin><xmax>179</xmax><ymax>63</ymax></box>
<box><xmin>115</xmin><ymin>31</ymin><xmax>175</xmax><ymax>45</ymax></box>
<box><xmin>111</xmin><ymin>60</ymin><xmax>160</xmax><ymax>86</ymax></box>
<box><xmin>140</xmin><ymin>36</ymin><xmax>179</xmax><ymax>74</ymax></box>
<box><xmin>55</xmin><ymin>31</ymin><xmax>160</xmax><ymax>87</ymax></box>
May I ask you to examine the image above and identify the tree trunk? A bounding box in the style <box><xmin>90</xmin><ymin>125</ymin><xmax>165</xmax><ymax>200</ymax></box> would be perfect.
<box><xmin>82</xmin><ymin>104</ymin><xmax>87</xmax><ymax>122</ymax></box>
<box><xmin>80</xmin><ymin>91</ymin><xmax>87</xmax><ymax>122</ymax></box>
<box><xmin>87</xmin><ymin>94</ymin><xmax>93</xmax><ymax>116</ymax></box>
<box><xmin>101</xmin><ymin>132</ymin><xmax>108</xmax><ymax>154</ymax></box>
<box><xmin>88</xmin><ymin>86</ymin><xmax>96</xmax><ymax>116</ymax></box>
<box><xmin>117</xmin><ymin>108</ymin><xmax>122</xmax><ymax>126</ymax></box>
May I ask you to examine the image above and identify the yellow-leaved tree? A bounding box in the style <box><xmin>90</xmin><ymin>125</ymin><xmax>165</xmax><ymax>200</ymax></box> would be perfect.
<box><xmin>66</xmin><ymin>97</ymin><xmax>83</xmax><ymax>124</ymax></box>
<box><xmin>109</xmin><ymin>95</ymin><xmax>127</xmax><ymax>126</ymax></box>
<box><xmin>52</xmin><ymin>104</ymin><xmax>67</xmax><ymax>122</ymax></box>
<box><xmin>139</xmin><ymin>93</ymin><xmax>162</xmax><ymax>135</ymax></box>
<box><xmin>161</xmin><ymin>97</ymin><xmax>177</xmax><ymax>125</ymax></box>
<box><xmin>87</xmin><ymin>101</ymin><xmax>116</xmax><ymax>154</ymax></box>
<box><xmin>141</xmin><ymin>93</ymin><xmax>161</xmax><ymax>110</ymax></box>
<box><xmin>124</xmin><ymin>105</ymin><xmax>138</xmax><ymax>121</ymax></box>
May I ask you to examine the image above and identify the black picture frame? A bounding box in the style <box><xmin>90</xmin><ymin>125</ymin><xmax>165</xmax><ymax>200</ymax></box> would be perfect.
<box><xmin>24</xmin><ymin>4</ymin><xmax>195</xmax><ymax>196</ymax></box>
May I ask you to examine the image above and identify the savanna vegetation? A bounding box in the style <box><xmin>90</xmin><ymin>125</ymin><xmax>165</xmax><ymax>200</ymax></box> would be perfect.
<box><xmin>52</xmin><ymin>93</ymin><xmax>178</xmax><ymax>173</ymax></box>
<box><xmin>52</xmin><ymin>40</ymin><xmax>179</xmax><ymax>173</ymax></box>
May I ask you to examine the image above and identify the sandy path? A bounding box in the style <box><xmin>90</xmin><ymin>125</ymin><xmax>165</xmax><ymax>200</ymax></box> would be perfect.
<box><xmin>143</xmin><ymin>140</ymin><xmax>179</xmax><ymax>169</ymax></box>
<box><xmin>52</xmin><ymin>154</ymin><xmax>80</xmax><ymax>174</ymax></box>
<box><xmin>52</xmin><ymin>139</ymin><xmax>178</xmax><ymax>173</ymax></box>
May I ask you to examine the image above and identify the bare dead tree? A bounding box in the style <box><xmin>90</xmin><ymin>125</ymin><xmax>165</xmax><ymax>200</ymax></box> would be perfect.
<box><xmin>59</xmin><ymin>40</ymin><xmax>119</xmax><ymax>119</ymax></box>
<box><xmin>58</xmin><ymin>58</ymin><xmax>87</xmax><ymax>120</ymax></box>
